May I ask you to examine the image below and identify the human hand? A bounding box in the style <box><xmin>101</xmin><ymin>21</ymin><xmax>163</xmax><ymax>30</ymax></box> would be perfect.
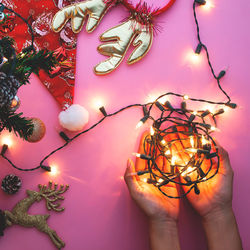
<box><xmin>124</xmin><ymin>132</ymin><xmax>179</xmax><ymax>223</ymax></box>
<box><xmin>182</xmin><ymin>141</ymin><xmax>234</xmax><ymax>220</ymax></box>
<box><xmin>179</xmin><ymin>136</ymin><xmax>241</xmax><ymax>250</ymax></box>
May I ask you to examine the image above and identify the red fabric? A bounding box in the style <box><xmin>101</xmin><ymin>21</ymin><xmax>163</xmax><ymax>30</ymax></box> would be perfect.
<box><xmin>0</xmin><ymin>0</ymin><xmax>81</xmax><ymax>109</ymax></box>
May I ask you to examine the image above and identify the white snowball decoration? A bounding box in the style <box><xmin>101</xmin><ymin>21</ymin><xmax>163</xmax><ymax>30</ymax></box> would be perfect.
<box><xmin>59</xmin><ymin>104</ymin><xmax>89</xmax><ymax>131</ymax></box>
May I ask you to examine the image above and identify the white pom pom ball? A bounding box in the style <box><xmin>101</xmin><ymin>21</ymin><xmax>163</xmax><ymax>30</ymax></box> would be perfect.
<box><xmin>59</xmin><ymin>104</ymin><xmax>89</xmax><ymax>131</ymax></box>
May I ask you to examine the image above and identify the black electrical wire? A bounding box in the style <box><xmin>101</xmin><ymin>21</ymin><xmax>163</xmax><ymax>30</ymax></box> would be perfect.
<box><xmin>0</xmin><ymin>0</ymin><xmax>235</xmax><ymax>199</ymax></box>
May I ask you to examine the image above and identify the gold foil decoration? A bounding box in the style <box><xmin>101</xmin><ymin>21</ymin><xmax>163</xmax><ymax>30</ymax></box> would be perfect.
<box><xmin>52</xmin><ymin>0</ymin><xmax>113</xmax><ymax>33</ymax></box>
<box><xmin>4</xmin><ymin>181</ymin><xmax>69</xmax><ymax>249</ymax></box>
<box><xmin>94</xmin><ymin>19</ymin><xmax>153</xmax><ymax>75</ymax></box>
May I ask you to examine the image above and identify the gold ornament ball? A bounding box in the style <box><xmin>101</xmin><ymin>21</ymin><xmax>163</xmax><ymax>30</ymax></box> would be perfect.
<box><xmin>27</xmin><ymin>118</ymin><xmax>46</xmax><ymax>143</ymax></box>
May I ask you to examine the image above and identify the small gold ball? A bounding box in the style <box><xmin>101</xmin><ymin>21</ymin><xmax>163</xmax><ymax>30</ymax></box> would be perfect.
<box><xmin>27</xmin><ymin>118</ymin><xmax>46</xmax><ymax>143</ymax></box>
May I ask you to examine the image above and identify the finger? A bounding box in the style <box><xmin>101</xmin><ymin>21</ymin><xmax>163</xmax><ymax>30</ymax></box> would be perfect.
<box><xmin>172</xmin><ymin>128</ymin><xmax>190</xmax><ymax>166</ymax></box>
<box><xmin>136</xmin><ymin>131</ymin><xmax>150</xmax><ymax>172</ymax></box>
<box><xmin>124</xmin><ymin>159</ymin><xmax>141</xmax><ymax>194</ymax></box>
<box><xmin>213</xmin><ymin>139</ymin><xmax>232</xmax><ymax>175</ymax></box>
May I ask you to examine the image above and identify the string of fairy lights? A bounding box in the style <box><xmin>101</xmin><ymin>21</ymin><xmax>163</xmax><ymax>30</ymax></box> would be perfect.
<box><xmin>0</xmin><ymin>0</ymin><xmax>237</xmax><ymax>198</ymax></box>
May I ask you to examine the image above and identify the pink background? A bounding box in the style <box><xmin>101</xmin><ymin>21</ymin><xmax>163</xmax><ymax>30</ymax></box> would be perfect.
<box><xmin>0</xmin><ymin>0</ymin><xmax>250</xmax><ymax>249</ymax></box>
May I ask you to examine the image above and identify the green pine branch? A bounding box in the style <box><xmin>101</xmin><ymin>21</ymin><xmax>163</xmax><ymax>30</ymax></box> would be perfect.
<box><xmin>0</xmin><ymin>37</ymin><xmax>56</xmax><ymax>139</ymax></box>
<box><xmin>0</xmin><ymin>37</ymin><xmax>58</xmax><ymax>85</ymax></box>
<box><xmin>0</xmin><ymin>36</ymin><xmax>15</xmax><ymax>58</ymax></box>
<box><xmin>0</xmin><ymin>108</ymin><xmax>34</xmax><ymax>140</ymax></box>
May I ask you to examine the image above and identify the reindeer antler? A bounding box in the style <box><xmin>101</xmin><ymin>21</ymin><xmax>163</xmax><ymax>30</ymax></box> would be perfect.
<box><xmin>52</xmin><ymin>0</ymin><xmax>115</xmax><ymax>33</ymax></box>
<box><xmin>94</xmin><ymin>19</ymin><xmax>153</xmax><ymax>75</ymax></box>
<box><xmin>38</xmin><ymin>181</ymin><xmax>69</xmax><ymax>212</ymax></box>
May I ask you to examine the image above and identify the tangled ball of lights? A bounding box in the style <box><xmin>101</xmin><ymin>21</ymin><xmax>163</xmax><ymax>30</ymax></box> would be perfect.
<box><xmin>133</xmin><ymin>93</ymin><xmax>233</xmax><ymax>198</ymax></box>
<box><xmin>0</xmin><ymin>0</ymin><xmax>238</xmax><ymax>199</ymax></box>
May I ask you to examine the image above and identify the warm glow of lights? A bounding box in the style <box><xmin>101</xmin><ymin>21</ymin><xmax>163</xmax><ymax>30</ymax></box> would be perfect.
<box><xmin>201</xmin><ymin>0</ymin><xmax>215</xmax><ymax>12</ymax></box>
<box><xmin>2</xmin><ymin>136</ymin><xmax>13</xmax><ymax>147</ymax></box>
<box><xmin>201</xmin><ymin>135</ymin><xmax>210</xmax><ymax>145</ymax></box>
<box><xmin>150</xmin><ymin>126</ymin><xmax>155</xmax><ymax>136</ymax></box>
<box><xmin>171</xmin><ymin>156</ymin><xmax>177</xmax><ymax>165</ymax></box>
<box><xmin>207</xmin><ymin>106</ymin><xmax>214</xmax><ymax>114</ymax></box>
<box><xmin>92</xmin><ymin>97</ymin><xmax>105</xmax><ymax>110</ymax></box>
<box><xmin>193</xmin><ymin>111</ymin><xmax>198</xmax><ymax>116</ymax></box>
<box><xmin>133</xmin><ymin>153</ymin><xmax>141</xmax><ymax>158</ymax></box>
<box><xmin>211</xmin><ymin>126</ymin><xmax>216</xmax><ymax>131</ymax></box>
<box><xmin>49</xmin><ymin>165</ymin><xmax>60</xmax><ymax>176</ymax></box>
<box><xmin>165</xmin><ymin>149</ymin><xmax>171</xmax><ymax>156</ymax></box>
<box><xmin>143</xmin><ymin>178</ymin><xmax>148</xmax><ymax>183</ymax></box>
<box><xmin>190</xmin><ymin>136</ymin><xmax>195</xmax><ymax>148</ymax></box>
<box><xmin>158</xmin><ymin>178</ymin><xmax>164</xmax><ymax>183</ymax></box>
<box><xmin>223</xmin><ymin>106</ymin><xmax>230</xmax><ymax>112</ymax></box>
<box><xmin>185</xmin><ymin>49</ymin><xmax>202</xmax><ymax>65</ymax></box>
<box><xmin>158</xmin><ymin>96</ymin><xmax>168</xmax><ymax>105</ymax></box>
<box><xmin>183</xmin><ymin>95</ymin><xmax>189</xmax><ymax>100</ymax></box>
<box><xmin>146</xmin><ymin>93</ymin><xmax>158</xmax><ymax>103</ymax></box>
<box><xmin>181</xmin><ymin>166</ymin><xmax>195</xmax><ymax>176</ymax></box>
<box><xmin>136</xmin><ymin>121</ymin><xmax>143</xmax><ymax>129</ymax></box>
<box><xmin>161</xmin><ymin>139</ymin><xmax>167</xmax><ymax>145</ymax></box>
<box><xmin>186</xmin><ymin>148</ymin><xmax>197</xmax><ymax>153</ymax></box>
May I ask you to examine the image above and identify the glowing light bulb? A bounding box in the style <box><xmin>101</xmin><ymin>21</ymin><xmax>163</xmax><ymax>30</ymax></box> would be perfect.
<box><xmin>133</xmin><ymin>153</ymin><xmax>141</xmax><ymax>158</ymax></box>
<box><xmin>171</xmin><ymin>156</ymin><xmax>177</xmax><ymax>165</ymax></box>
<box><xmin>165</xmin><ymin>149</ymin><xmax>171</xmax><ymax>156</ymax></box>
<box><xmin>183</xmin><ymin>95</ymin><xmax>189</xmax><ymax>100</ymax></box>
<box><xmin>158</xmin><ymin>96</ymin><xmax>168</xmax><ymax>105</ymax></box>
<box><xmin>92</xmin><ymin>97</ymin><xmax>105</xmax><ymax>110</ymax></box>
<box><xmin>211</xmin><ymin>126</ymin><xmax>216</xmax><ymax>131</ymax></box>
<box><xmin>185</xmin><ymin>49</ymin><xmax>202</xmax><ymax>65</ymax></box>
<box><xmin>50</xmin><ymin>165</ymin><xmax>60</xmax><ymax>176</ymax></box>
<box><xmin>136</xmin><ymin>116</ymin><xmax>148</xmax><ymax>129</ymax></box>
<box><xmin>187</xmin><ymin>148</ymin><xmax>197</xmax><ymax>153</ymax></box>
<box><xmin>161</xmin><ymin>139</ymin><xmax>167</xmax><ymax>145</ymax></box>
<box><xmin>202</xmin><ymin>0</ymin><xmax>215</xmax><ymax>11</ymax></box>
<box><xmin>136</xmin><ymin>121</ymin><xmax>143</xmax><ymax>129</ymax></box>
<box><xmin>181</xmin><ymin>166</ymin><xmax>195</xmax><ymax>176</ymax></box>
<box><xmin>207</xmin><ymin>106</ymin><xmax>214</xmax><ymax>114</ymax></box>
<box><xmin>2</xmin><ymin>136</ymin><xmax>13</xmax><ymax>147</ymax></box>
<box><xmin>193</xmin><ymin>111</ymin><xmax>198</xmax><ymax>116</ymax></box>
<box><xmin>150</xmin><ymin>126</ymin><xmax>155</xmax><ymax>136</ymax></box>
<box><xmin>201</xmin><ymin>135</ymin><xmax>210</xmax><ymax>145</ymax></box>
<box><xmin>223</xmin><ymin>106</ymin><xmax>230</xmax><ymax>112</ymax></box>
<box><xmin>146</xmin><ymin>94</ymin><xmax>158</xmax><ymax>103</ymax></box>
<box><xmin>190</xmin><ymin>136</ymin><xmax>195</xmax><ymax>148</ymax></box>
<box><xmin>158</xmin><ymin>178</ymin><xmax>164</xmax><ymax>183</ymax></box>
<box><xmin>143</xmin><ymin>178</ymin><xmax>148</xmax><ymax>183</ymax></box>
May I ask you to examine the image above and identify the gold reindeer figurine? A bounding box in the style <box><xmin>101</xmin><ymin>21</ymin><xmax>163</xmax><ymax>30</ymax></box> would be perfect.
<box><xmin>2</xmin><ymin>181</ymin><xmax>69</xmax><ymax>249</ymax></box>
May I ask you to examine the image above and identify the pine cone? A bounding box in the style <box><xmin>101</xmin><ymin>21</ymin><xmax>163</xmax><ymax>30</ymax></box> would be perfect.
<box><xmin>0</xmin><ymin>210</ymin><xmax>6</xmax><ymax>236</ymax></box>
<box><xmin>0</xmin><ymin>72</ymin><xmax>20</xmax><ymax>108</ymax></box>
<box><xmin>1</xmin><ymin>174</ymin><xmax>22</xmax><ymax>194</ymax></box>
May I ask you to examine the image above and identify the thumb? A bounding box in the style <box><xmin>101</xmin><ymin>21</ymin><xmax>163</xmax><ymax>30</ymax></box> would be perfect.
<box><xmin>124</xmin><ymin>159</ymin><xmax>140</xmax><ymax>194</ymax></box>
<box><xmin>214</xmin><ymin>140</ymin><xmax>232</xmax><ymax>175</ymax></box>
